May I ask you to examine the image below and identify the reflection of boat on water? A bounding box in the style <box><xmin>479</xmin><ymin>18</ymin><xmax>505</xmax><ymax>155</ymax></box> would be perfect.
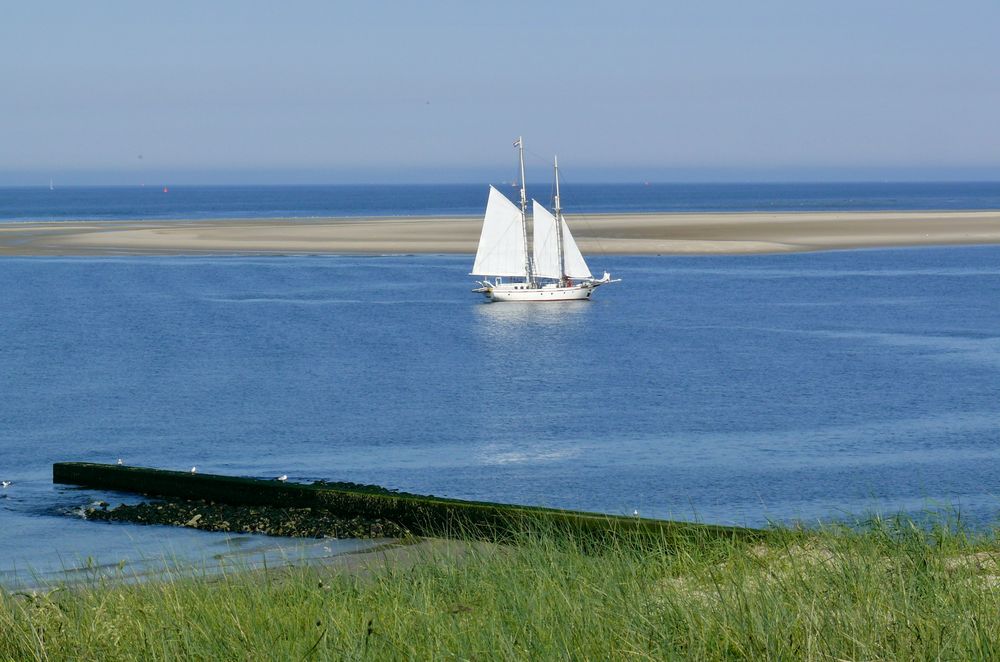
<box><xmin>475</xmin><ymin>296</ymin><xmax>590</xmax><ymax>325</ymax></box>
<box><xmin>473</xmin><ymin>294</ymin><xmax>591</xmax><ymax>346</ymax></box>
<box><xmin>471</xmin><ymin>137</ymin><xmax>619</xmax><ymax>302</ymax></box>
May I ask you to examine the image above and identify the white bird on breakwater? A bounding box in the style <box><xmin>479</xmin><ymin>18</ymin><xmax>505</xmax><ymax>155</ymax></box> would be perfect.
<box><xmin>277</xmin><ymin>474</ymin><xmax>288</xmax><ymax>482</ymax></box>
<box><xmin>190</xmin><ymin>466</ymin><xmax>197</xmax><ymax>474</ymax></box>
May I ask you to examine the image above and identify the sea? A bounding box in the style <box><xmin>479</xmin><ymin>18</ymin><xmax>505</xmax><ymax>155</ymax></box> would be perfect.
<box><xmin>2</xmin><ymin>182</ymin><xmax>1000</xmax><ymax>587</ymax></box>
<box><xmin>2</xmin><ymin>181</ymin><xmax>1000</xmax><ymax>222</ymax></box>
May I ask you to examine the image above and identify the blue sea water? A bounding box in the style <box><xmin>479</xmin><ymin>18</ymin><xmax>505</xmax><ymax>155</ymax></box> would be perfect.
<box><xmin>1</xmin><ymin>181</ymin><xmax>999</xmax><ymax>222</ymax></box>
<box><xmin>2</xmin><ymin>246</ymin><xmax>1000</xmax><ymax>585</ymax></box>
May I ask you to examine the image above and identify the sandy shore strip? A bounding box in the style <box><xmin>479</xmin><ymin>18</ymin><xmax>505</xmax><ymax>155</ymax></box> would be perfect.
<box><xmin>2</xmin><ymin>210</ymin><xmax>1000</xmax><ymax>256</ymax></box>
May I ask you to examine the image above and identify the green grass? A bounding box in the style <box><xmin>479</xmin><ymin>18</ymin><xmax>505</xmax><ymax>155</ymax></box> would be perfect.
<box><xmin>3</xmin><ymin>515</ymin><xmax>1000</xmax><ymax>660</ymax></box>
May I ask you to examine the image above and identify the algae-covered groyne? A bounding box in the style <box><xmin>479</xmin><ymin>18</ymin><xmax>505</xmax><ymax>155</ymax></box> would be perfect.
<box><xmin>54</xmin><ymin>462</ymin><xmax>760</xmax><ymax>544</ymax></box>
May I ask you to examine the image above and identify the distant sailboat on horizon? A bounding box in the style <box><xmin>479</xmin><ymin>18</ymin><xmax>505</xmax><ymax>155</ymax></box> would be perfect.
<box><xmin>471</xmin><ymin>137</ymin><xmax>619</xmax><ymax>302</ymax></box>
<box><xmin>49</xmin><ymin>179</ymin><xmax>54</xmax><ymax>191</ymax></box>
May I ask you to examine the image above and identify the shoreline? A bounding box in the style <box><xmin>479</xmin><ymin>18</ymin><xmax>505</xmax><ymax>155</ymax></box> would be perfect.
<box><xmin>1</xmin><ymin>209</ymin><xmax>1000</xmax><ymax>256</ymax></box>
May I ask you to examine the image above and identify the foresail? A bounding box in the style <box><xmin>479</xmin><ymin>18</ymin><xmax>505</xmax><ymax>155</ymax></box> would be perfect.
<box><xmin>560</xmin><ymin>216</ymin><xmax>593</xmax><ymax>280</ymax></box>
<box><xmin>531</xmin><ymin>200</ymin><xmax>561</xmax><ymax>279</ymax></box>
<box><xmin>471</xmin><ymin>186</ymin><xmax>527</xmax><ymax>277</ymax></box>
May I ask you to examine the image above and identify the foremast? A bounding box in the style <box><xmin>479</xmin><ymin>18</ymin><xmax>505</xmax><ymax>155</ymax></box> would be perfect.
<box><xmin>515</xmin><ymin>136</ymin><xmax>534</xmax><ymax>286</ymax></box>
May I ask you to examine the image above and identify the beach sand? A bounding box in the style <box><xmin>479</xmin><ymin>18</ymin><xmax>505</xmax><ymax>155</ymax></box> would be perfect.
<box><xmin>1</xmin><ymin>210</ymin><xmax>999</xmax><ymax>256</ymax></box>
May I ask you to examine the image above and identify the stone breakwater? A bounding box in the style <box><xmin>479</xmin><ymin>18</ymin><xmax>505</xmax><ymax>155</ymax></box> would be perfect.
<box><xmin>55</xmin><ymin>462</ymin><xmax>761</xmax><ymax>546</ymax></box>
<box><xmin>83</xmin><ymin>499</ymin><xmax>410</xmax><ymax>539</ymax></box>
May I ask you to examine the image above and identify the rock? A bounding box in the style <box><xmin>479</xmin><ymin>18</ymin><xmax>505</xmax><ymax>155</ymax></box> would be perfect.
<box><xmin>73</xmin><ymin>497</ymin><xmax>409</xmax><ymax>539</ymax></box>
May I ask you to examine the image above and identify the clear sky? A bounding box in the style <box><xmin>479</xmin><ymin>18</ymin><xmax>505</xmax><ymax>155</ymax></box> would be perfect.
<box><xmin>2</xmin><ymin>1</ymin><xmax>999</xmax><ymax>184</ymax></box>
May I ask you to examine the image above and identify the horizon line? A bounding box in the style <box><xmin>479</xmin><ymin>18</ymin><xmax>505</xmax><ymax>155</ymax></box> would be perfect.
<box><xmin>3</xmin><ymin>179</ymin><xmax>1000</xmax><ymax>189</ymax></box>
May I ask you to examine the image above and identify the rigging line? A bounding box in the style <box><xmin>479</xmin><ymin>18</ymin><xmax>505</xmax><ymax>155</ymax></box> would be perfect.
<box><xmin>523</xmin><ymin>144</ymin><xmax>550</xmax><ymax>168</ymax></box>
<box><xmin>511</xmin><ymin>142</ymin><xmax>546</xmax><ymax>186</ymax></box>
<box><xmin>525</xmin><ymin>146</ymin><xmax>561</xmax><ymax>200</ymax></box>
<box><xmin>516</xmin><ymin>142</ymin><xmax>558</xmax><ymax>187</ymax></box>
<box><xmin>516</xmin><ymin>143</ymin><xmax>561</xmax><ymax>211</ymax></box>
<box><xmin>551</xmin><ymin>168</ymin><xmax>612</xmax><ymax>264</ymax></box>
<box><xmin>507</xmin><ymin>143</ymin><xmax>562</xmax><ymax>201</ymax></box>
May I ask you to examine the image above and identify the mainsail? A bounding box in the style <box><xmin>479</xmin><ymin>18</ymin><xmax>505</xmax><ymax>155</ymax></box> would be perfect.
<box><xmin>531</xmin><ymin>200</ymin><xmax>593</xmax><ymax>280</ymax></box>
<box><xmin>471</xmin><ymin>186</ymin><xmax>527</xmax><ymax>277</ymax></box>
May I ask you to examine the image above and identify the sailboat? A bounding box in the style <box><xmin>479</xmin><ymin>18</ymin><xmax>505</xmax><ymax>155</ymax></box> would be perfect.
<box><xmin>471</xmin><ymin>138</ymin><xmax>619</xmax><ymax>302</ymax></box>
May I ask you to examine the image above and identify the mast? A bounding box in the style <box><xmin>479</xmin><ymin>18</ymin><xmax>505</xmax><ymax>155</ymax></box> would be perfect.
<box><xmin>515</xmin><ymin>136</ymin><xmax>533</xmax><ymax>285</ymax></box>
<box><xmin>553</xmin><ymin>156</ymin><xmax>566</xmax><ymax>286</ymax></box>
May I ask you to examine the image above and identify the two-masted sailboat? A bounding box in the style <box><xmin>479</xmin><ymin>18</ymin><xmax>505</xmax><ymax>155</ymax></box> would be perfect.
<box><xmin>471</xmin><ymin>138</ymin><xmax>619</xmax><ymax>302</ymax></box>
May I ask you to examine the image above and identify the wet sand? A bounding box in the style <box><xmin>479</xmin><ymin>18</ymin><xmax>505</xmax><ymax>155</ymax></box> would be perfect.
<box><xmin>2</xmin><ymin>210</ymin><xmax>1000</xmax><ymax>256</ymax></box>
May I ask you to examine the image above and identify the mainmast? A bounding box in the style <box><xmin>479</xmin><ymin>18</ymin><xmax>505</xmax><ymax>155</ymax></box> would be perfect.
<box><xmin>515</xmin><ymin>136</ymin><xmax>533</xmax><ymax>285</ymax></box>
<box><xmin>553</xmin><ymin>156</ymin><xmax>566</xmax><ymax>286</ymax></box>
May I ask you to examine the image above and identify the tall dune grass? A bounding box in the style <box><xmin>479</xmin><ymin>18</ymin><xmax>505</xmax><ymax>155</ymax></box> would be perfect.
<box><xmin>2</xmin><ymin>514</ymin><xmax>999</xmax><ymax>660</ymax></box>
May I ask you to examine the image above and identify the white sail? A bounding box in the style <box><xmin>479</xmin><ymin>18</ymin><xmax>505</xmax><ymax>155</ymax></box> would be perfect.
<box><xmin>531</xmin><ymin>200</ymin><xmax>592</xmax><ymax>280</ymax></box>
<box><xmin>532</xmin><ymin>200</ymin><xmax>561</xmax><ymax>279</ymax></box>
<box><xmin>560</xmin><ymin>215</ymin><xmax>592</xmax><ymax>280</ymax></box>
<box><xmin>471</xmin><ymin>186</ymin><xmax>528</xmax><ymax>277</ymax></box>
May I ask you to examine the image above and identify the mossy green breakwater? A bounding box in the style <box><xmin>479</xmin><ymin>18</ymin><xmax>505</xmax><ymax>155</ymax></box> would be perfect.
<box><xmin>53</xmin><ymin>462</ymin><xmax>762</xmax><ymax>545</ymax></box>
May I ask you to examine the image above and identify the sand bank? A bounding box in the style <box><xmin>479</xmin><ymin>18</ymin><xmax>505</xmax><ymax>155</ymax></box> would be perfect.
<box><xmin>2</xmin><ymin>210</ymin><xmax>999</xmax><ymax>256</ymax></box>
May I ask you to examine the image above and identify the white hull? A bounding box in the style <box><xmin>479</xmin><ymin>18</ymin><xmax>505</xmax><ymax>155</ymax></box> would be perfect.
<box><xmin>485</xmin><ymin>283</ymin><xmax>596</xmax><ymax>302</ymax></box>
<box><xmin>473</xmin><ymin>275</ymin><xmax>617</xmax><ymax>302</ymax></box>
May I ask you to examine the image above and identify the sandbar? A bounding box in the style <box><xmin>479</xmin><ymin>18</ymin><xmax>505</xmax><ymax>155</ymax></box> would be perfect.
<box><xmin>1</xmin><ymin>210</ymin><xmax>999</xmax><ymax>256</ymax></box>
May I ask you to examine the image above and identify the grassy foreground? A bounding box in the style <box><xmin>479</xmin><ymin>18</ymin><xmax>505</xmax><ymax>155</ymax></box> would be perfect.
<box><xmin>3</xmin><ymin>516</ymin><xmax>1000</xmax><ymax>660</ymax></box>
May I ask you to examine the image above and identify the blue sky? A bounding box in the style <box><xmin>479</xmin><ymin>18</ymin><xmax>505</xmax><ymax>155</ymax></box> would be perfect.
<box><xmin>2</xmin><ymin>1</ymin><xmax>999</xmax><ymax>184</ymax></box>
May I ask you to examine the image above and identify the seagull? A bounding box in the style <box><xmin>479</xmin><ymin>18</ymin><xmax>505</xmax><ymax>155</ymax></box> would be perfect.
<box><xmin>190</xmin><ymin>466</ymin><xmax>197</xmax><ymax>474</ymax></box>
<box><xmin>1</xmin><ymin>481</ymin><xmax>11</xmax><ymax>488</ymax></box>
<box><xmin>116</xmin><ymin>458</ymin><xmax>123</xmax><ymax>465</ymax></box>
<box><xmin>277</xmin><ymin>474</ymin><xmax>288</xmax><ymax>482</ymax></box>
